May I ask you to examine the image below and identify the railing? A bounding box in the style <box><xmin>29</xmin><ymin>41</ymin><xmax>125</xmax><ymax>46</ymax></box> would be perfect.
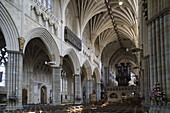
<box><xmin>107</xmin><ymin>86</ymin><xmax>139</xmax><ymax>92</ymax></box>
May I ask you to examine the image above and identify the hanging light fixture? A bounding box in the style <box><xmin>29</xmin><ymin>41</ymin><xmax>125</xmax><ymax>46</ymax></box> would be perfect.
<box><xmin>119</xmin><ymin>0</ymin><xmax>123</xmax><ymax>6</ymax></box>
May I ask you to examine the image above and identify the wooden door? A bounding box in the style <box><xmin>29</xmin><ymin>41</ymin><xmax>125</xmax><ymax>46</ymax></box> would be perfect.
<box><xmin>22</xmin><ymin>89</ymin><xmax>27</xmax><ymax>104</ymax></box>
<box><xmin>41</xmin><ymin>86</ymin><xmax>47</xmax><ymax>103</ymax></box>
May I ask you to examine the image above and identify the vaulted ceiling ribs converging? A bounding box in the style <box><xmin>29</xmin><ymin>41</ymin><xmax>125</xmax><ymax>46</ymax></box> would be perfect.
<box><xmin>105</xmin><ymin>0</ymin><xmax>122</xmax><ymax>48</ymax></box>
<box><xmin>99</xmin><ymin>0</ymin><xmax>138</xmax><ymax>68</ymax></box>
<box><xmin>65</xmin><ymin>0</ymin><xmax>139</xmax><ymax>67</ymax></box>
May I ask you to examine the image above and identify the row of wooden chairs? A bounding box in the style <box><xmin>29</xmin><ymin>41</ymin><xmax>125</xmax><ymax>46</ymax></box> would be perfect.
<box><xmin>3</xmin><ymin>104</ymin><xmax>73</xmax><ymax>113</ymax></box>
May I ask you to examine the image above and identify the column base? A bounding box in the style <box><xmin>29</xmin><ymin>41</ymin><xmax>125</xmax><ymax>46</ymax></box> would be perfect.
<box><xmin>143</xmin><ymin>102</ymin><xmax>150</xmax><ymax>113</ymax></box>
<box><xmin>149</xmin><ymin>105</ymin><xmax>170</xmax><ymax>113</ymax></box>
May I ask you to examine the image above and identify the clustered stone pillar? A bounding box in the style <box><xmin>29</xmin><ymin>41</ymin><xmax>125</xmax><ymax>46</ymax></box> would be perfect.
<box><xmin>90</xmin><ymin>79</ymin><xmax>93</xmax><ymax>94</ymax></box>
<box><xmin>164</xmin><ymin>13</ymin><xmax>170</xmax><ymax>107</ymax></box>
<box><xmin>33</xmin><ymin>83</ymin><xmax>38</xmax><ymax>103</ymax></box>
<box><xmin>6</xmin><ymin>51</ymin><xmax>23</xmax><ymax>110</ymax></box>
<box><xmin>160</xmin><ymin>15</ymin><xmax>166</xmax><ymax>96</ymax></box>
<box><xmin>140</xmin><ymin>69</ymin><xmax>144</xmax><ymax>102</ymax></box>
<box><xmin>86</xmin><ymin>80</ymin><xmax>90</xmax><ymax>103</ymax></box>
<box><xmin>86</xmin><ymin>79</ymin><xmax>93</xmax><ymax>103</ymax></box>
<box><xmin>74</xmin><ymin>74</ymin><xmax>81</xmax><ymax>104</ymax></box>
<box><xmin>29</xmin><ymin>70</ymin><xmax>34</xmax><ymax>103</ymax></box>
<box><xmin>96</xmin><ymin>83</ymin><xmax>101</xmax><ymax>101</ymax></box>
<box><xmin>147</xmin><ymin>9</ymin><xmax>170</xmax><ymax>113</ymax></box>
<box><xmin>52</xmin><ymin>66</ymin><xmax>61</xmax><ymax>105</ymax></box>
<box><xmin>148</xmin><ymin>21</ymin><xmax>154</xmax><ymax>91</ymax></box>
<box><xmin>104</xmin><ymin>67</ymin><xmax>109</xmax><ymax>98</ymax></box>
<box><xmin>143</xmin><ymin>56</ymin><xmax>150</xmax><ymax>105</ymax></box>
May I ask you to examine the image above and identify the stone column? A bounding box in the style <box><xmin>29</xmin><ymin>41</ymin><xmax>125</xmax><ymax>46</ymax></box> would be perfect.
<box><xmin>52</xmin><ymin>66</ymin><xmax>61</xmax><ymax>105</ymax></box>
<box><xmin>164</xmin><ymin>13</ymin><xmax>170</xmax><ymax>102</ymax></box>
<box><xmin>144</xmin><ymin>58</ymin><xmax>148</xmax><ymax>103</ymax></box>
<box><xmin>140</xmin><ymin>69</ymin><xmax>144</xmax><ymax>101</ymax></box>
<box><xmin>29</xmin><ymin>70</ymin><xmax>34</xmax><ymax>103</ymax></box>
<box><xmin>152</xmin><ymin>21</ymin><xmax>158</xmax><ymax>83</ymax></box>
<box><xmin>90</xmin><ymin>79</ymin><xmax>93</xmax><ymax>94</ymax></box>
<box><xmin>33</xmin><ymin>83</ymin><xmax>38</xmax><ymax>103</ymax></box>
<box><xmin>86</xmin><ymin>80</ymin><xmax>90</xmax><ymax>103</ymax></box>
<box><xmin>148</xmin><ymin>23</ymin><xmax>154</xmax><ymax>89</ymax></box>
<box><xmin>104</xmin><ymin>67</ymin><xmax>109</xmax><ymax>85</ymax></box>
<box><xmin>96</xmin><ymin>83</ymin><xmax>101</xmax><ymax>101</ymax></box>
<box><xmin>147</xmin><ymin>57</ymin><xmax>151</xmax><ymax>103</ymax></box>
<box><xmin>146</xmin><ymin>57</ymin><xmax>150</xmax><ymax>103</ymax></box>
<box><xmin>148</xmin><ymin>22</ymin><xmax>154</xmax><ymax>106</ymax></box>
<box><xmin>155</xmin><ymin>18</ymin><xmax>162</xmax><ymax>86</ymax></box>
<box><xmin>143</xmin><ymin>56</ymin><xmax>150</xmax><ymax>104</ymax></box>
<box><xmin>74</xmin><ymin>74</ymin><xmax>81</xmax><ymax>104</ymax></box>
<box><xmin>103</xmin><ymin>66</ymin><xmax>108</xmax><ymax>98</ymax></box>
<box><xmin>160</xmin><ymin>15</ymin><xmax>166</xmax><ymax>94</ymax></box>
<box><xmin>6</xmin><ymin>51</ymin><xmax>23</xmax><ymax>110</ymax></box>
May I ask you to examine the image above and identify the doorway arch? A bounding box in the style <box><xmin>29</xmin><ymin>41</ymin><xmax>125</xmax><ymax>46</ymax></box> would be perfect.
<box><xmin>41</xmin><ymin>86</ymin><xmax>47</xmax><ymax>103</ymax></box>
<box><xmin>22</xmin><ymin>89</ymin><xmax>28</xmax><ymax>104</ymax></box>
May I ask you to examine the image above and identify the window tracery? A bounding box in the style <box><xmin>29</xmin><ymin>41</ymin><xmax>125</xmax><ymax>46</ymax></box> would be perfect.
<box><xmin>0</xmin><ymin>47</ymin><xmax>7</xmax><ymax>87</ymax></box>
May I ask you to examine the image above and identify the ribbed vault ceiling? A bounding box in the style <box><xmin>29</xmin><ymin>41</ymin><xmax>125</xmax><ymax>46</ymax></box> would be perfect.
<box><xmin>65</xmin><ymin>0</ymin><xmax>139</xmax><ymax>66</ymax></box>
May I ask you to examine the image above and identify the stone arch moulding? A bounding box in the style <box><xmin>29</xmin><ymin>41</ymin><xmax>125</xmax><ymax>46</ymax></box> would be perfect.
<box><xmin>82</xmin><ymin>60</ymin><xmax>92</xmax><ymax>80</ymax></box>
<box><xmin>0</xmin><ymin>1</ymin><xmax>19</xmax><ymax>51</ymax></box>
<box><xmin>62</xmin><ymin>48</ymin><xmax>80</xmax><ymax>74</ymax></box>
<box><xmin>93</xmin><ymin>67</ymin><xmax>101</xmax><ymax>83</ymax></box>
<box><xmin>24</xmin><ymin>27</ymin><xmax>60</xmax><ymax>66</ymax></box>
<box><xmin>63</xmin><ymin>0</ymin><xmax>71</xmax><ymax>11</ymax></box>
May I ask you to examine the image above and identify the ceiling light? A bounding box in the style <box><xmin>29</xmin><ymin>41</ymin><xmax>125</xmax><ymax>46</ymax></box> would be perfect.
<box><xmin>119</xmin><ymin>0</ymin><xmax>123</xmax><ymax>6</ymax></box>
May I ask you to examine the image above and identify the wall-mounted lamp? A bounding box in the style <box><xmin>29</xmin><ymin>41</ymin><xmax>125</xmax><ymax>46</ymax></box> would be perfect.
<box><xmin>45</xmin><ymin>61</ymin><xmax>56</xmax><ymax>65</ymax></box>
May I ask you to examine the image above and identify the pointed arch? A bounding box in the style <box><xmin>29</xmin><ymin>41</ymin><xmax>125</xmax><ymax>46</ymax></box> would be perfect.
<box><xmin>24</xmin><ymin>27</ymin><xmax>60</xmax><ymax>66</ymax></box>
<box><xmin>63</xmin><ymin>48</ymin><xmax>80</xmax><ymax>74</ymax></box>
<box><xmin>0</xmin><ymin>1</ymin><xmax>19</xmax><ymax>51</ymax></box>
<box><xmin>93</xmin><ymin>67</ymin><xmax>101</xmax><ymax>83</ymax></box>
<box><xmin>82</xmin><ymin>60</ymin><xmax>92</xmax><ymax>80</ymax></box>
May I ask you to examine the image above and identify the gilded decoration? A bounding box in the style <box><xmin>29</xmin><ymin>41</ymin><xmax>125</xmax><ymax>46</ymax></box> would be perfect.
<box><xmin>18</xmin><ymin>37</ymin><xmax>25</xmax><ymax>51</ymax></box>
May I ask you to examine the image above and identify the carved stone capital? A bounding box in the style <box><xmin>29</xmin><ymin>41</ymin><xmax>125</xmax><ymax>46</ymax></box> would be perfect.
<box><xmin>18</xmin><ymin>37</ymin><xmax>25</xmax><ymax>51</ymax></box>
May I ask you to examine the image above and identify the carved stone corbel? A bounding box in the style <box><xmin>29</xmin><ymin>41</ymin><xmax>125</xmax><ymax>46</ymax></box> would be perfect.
<box><xmin>18</xmin><ymin>37</ymin><xmax>25</xmax><ymax>51</ymax></box>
